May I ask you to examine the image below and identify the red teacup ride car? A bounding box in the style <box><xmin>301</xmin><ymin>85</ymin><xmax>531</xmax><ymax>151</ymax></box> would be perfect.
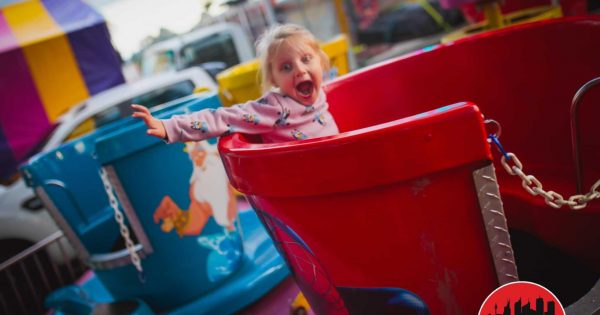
<box><xmin>219</xmin><ymin>16</ymin><xmax>600</xmax><ymax>315</ymax></box>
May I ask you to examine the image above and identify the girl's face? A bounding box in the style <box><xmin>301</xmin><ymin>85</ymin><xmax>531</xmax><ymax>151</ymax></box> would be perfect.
<box><xmin>270</xmin><ymin>39</ymin><xmax>324</xmax><ymax>106</ymax></box>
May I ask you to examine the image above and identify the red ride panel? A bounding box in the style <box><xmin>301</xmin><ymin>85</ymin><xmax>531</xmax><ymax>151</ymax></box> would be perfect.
<box><xmin>220</xmin><ymin>104</ymin><xmax>497</xmax><ymax>314</ymax></box>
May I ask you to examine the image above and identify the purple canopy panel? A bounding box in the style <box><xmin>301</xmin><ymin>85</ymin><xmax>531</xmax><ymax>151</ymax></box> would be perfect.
<box><xmin>43</xmin><ymin>0</ymin><xmax>125</xmax><ymax>95</ymax></box>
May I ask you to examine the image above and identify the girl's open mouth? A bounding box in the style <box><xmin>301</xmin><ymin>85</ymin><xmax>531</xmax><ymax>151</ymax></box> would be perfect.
<box><xmin>296</xmin><ymin>81</ymin><xmax>314</xmax><ymax>97</ymax></box>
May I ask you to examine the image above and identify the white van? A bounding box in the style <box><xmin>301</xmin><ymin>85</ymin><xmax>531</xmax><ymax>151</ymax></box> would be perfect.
<box><xmin>141</xmin><ymin>23</ymin><xmax>255</xmax><ymax>78</ymax></box>
<box><xmin>0</xmin><ymin>67</ymin><xmax>217</xmax><ymax>263</ymax></box>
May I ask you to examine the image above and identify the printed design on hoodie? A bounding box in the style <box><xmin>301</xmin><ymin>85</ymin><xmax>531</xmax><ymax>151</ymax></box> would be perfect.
<box><xmin>291</xmin><ymin>129</ymin><xmax>307</xmax><ymax>140</ymax></box>
<box><xmin>242</xmin><ymin>113</ymin><xmax>260</xmax><ymax>125</ymax></box>
<box><xmin>191</xmin><ymin>121</ymin><xmax>208</xmax><ymax>133</ymax></box>
<box><xmin>221</xmin><ymin>124</ymin><xmax>235</xmax><ymax>136</ymax></box>
<box><xmin>257</xmin><ymin>98</ymin><xmax>269</xmax><ymax>104</ymax></box>
<box><xmin>275</xmin><ymin>108</ymin><xmax>291</xmax><ymax>126</ymax></box>
<box><xmin>302</xmin><ymin>105</ymin><xmax>315</xmax><ymax>115</ymax></box>
<box><xmin>313</xmin><ymin>113</ymin><xmax>327</xmax><ymax>126</ymax></box>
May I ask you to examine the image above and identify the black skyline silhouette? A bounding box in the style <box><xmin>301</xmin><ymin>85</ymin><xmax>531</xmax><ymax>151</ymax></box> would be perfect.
<box><xmin>487</xmin><ymin>297</ymin><xmax>556</xmax><ymax>315</ymax></box>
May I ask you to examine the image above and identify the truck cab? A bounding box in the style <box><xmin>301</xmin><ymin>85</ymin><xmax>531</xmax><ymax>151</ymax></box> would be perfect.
<box><xmin>141</xmin><ymin>23</ymin><xmax>255</xmax><ymax>78</ymax></box>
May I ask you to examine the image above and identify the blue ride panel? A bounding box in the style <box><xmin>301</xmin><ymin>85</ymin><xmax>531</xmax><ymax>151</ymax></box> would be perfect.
<box><xmin>22</xmin><ymin>95</ymin><xmax>210</xmax><ymax>255</ymax></box>
<box><xmin>23</xmin><ymin>93</ymin><xmax>288</xmax><ymax>313</ymax></box>
<box><xmin>48</xmin><ymin>208</ymin><xmax>288</xmax><ymax>315</ymax></box>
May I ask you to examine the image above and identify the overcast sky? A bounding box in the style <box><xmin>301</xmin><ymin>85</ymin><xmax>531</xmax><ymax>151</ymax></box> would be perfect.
<box><xmin>88</xmin><ymin>0</ymin><xmax>204</xmax><ymax>58</ymax></box>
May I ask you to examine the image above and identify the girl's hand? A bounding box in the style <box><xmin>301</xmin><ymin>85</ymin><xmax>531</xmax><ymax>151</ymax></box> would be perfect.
<box><xmin>131</xmin><ymin>104</ymin><xmax>166</xmax><ymax>139</ymax></box>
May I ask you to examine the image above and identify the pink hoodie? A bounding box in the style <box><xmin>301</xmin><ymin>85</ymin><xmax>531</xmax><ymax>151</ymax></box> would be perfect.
<box><xmin>162</xmin><ymin>90</ymin><xmax>339</xmax><ymax>143</ymax></box>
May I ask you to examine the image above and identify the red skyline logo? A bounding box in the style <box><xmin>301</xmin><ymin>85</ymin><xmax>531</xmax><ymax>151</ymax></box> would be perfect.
<box><xmin>479</xmin><ymin>281</ymin><xmax>565</xmax><ymax>315</ymax></box>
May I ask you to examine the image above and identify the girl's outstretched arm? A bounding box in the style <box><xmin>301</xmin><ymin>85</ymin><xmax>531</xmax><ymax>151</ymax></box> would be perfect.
<box><xmin>131</xmin><ymin>104</ymin><xmax>167</xmax><ymax>139</ymax></box>
<box><xmin>160</xmin><ymin>99</ymin><xmax>277</xmax><ymax>143</ymax></box>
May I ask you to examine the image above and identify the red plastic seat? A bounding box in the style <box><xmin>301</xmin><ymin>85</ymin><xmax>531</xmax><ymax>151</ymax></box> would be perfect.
<box><xmin>220</xmin><ymin>103</ymin><xmax>502</xmax><ymax>314</ymax></box>
<box><xmin>220</xmin><ymin>16</ymin><xmax>600</xmax><ymax>314</ymax></box>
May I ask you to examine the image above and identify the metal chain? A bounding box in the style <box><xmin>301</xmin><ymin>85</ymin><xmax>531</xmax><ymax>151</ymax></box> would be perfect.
<box><xmin>99</xmin><ymin>168</ymin><xmax>144</xmax><ymax>277</ymax></box>
<box><xmin>500</xmin><ymin>152</ymin><xmax>600</xmax><ymax>210</ymax></box>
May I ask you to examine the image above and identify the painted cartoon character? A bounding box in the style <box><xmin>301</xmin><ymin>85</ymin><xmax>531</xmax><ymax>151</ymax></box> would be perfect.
<box><xmin>153</xmin><ymin>141</ymin><xmax>241</xmax><ymax>281</ymax></box>
<box><xmin>196</xmin><ymin>232</ymin><xmax>242</xmax><ymax>282</ymax></box>
<box><xmin>153</xmin><ymin>141</ymin><xmax>238</xmax><ymax>237</ymax></box>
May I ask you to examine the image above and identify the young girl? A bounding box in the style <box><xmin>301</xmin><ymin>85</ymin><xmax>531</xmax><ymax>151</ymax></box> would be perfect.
<box><xmin>132</xmin><ymin>24</ymin><xmax>339</xmax><ymax>143</ymax></box>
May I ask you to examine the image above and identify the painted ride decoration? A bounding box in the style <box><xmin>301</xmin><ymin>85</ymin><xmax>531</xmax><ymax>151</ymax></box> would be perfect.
<box><xmin>21</xmin><ymin>15</ymin><xmax>600</xmax><ymax>315</ymax></box>
<box><xmin>0</xmin><ymin>0</ymin><xmax>124</xmax><ymax>181</ymax></box>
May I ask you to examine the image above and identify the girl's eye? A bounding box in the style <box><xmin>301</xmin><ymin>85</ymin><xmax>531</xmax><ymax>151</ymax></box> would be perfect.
<box><xmin>281</xmin><ymin>63</ymin><xmax>292</xmax><ymax>72</ymax></box>
<box><xmin>302</xmin><ymin>55</ymin><xmax>312</xmax><ymax>63</ymax></box>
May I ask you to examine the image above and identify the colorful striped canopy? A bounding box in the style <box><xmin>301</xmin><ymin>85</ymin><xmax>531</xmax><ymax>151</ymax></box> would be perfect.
<box><xmin>0</xmin><ymin>0</ymin><xmax>124</xmax><ymax>181</ymax></box>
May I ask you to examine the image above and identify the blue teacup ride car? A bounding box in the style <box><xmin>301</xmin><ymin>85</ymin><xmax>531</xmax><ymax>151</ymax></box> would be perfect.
<box><xmin>22</xmin><ymin>93</ymin><xmax>288</xmax><ymax>314</ymax></box>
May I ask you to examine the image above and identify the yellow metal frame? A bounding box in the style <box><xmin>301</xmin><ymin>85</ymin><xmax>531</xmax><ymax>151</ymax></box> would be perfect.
<box><xmin>442</xmin><ymin>5</ymin><xmax>563</xmax><ymax>43</ymax></box>
<box><xmin>418</xmin><ymin>0</ymin><xmax>452</xmax><ymax>31</ymax></box>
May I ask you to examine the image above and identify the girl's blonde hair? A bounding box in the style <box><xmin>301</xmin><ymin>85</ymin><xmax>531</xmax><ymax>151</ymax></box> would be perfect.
<box><xmin>255</xmin><ymin>24</ymin><xmax>329</xmax><ymax>92</ymax></box>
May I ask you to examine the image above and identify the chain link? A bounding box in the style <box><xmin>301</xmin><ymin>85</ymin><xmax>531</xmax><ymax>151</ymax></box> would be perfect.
<box><xmin>99</xmin><ymin>168</ymin><xmax>144</xmax><ymax>278</ymax></box>
<box><xmin>500</xmin><ymin>153</ymin><xmax>600</xmax><ymax>210</ymax></box>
